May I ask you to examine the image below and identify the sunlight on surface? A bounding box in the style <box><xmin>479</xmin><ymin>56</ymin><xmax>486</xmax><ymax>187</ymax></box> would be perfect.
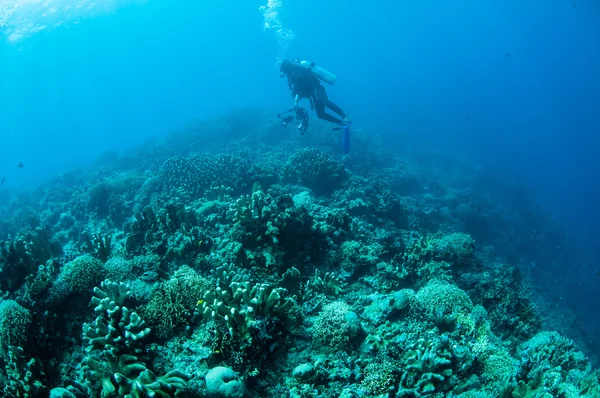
<box><xmin>0</xmin><ymin>0</ymin><xmax>145</xmax><ymax>43</ymax></box>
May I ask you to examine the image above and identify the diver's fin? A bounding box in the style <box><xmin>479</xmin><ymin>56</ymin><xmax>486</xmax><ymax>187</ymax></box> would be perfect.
<box><xmin>338</xmin><ymin>122</ymin><xmax>351</xmax><ymax>154</ymax></box>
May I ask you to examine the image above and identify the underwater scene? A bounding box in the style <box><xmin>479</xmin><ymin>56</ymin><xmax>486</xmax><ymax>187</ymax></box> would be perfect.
<box><xmin>1</xmin><ymin>1</ymin><xmax>599</xmax><ymax>397</ymax></box>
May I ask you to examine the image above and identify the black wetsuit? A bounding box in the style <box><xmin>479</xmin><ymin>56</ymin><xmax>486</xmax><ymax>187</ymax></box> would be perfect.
<box><xmin>285</xmin><ymin>66</ymin><xmax>347</xmax><ymax>125</ymax></box>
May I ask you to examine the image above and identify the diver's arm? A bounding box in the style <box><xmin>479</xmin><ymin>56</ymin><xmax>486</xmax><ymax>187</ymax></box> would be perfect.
<box><xmin>294</xmin><ymin>94</ymin><xmax>299</xmax><ymax>109</ymax></box>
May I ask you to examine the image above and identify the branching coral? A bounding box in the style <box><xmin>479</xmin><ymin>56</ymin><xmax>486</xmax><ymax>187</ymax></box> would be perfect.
<box><xmin>313</xmin><ymin>301</ymin><xmax>362</xmax><ymax>351</ymax></box>
<box><xmin>305</xmin><ymin>269</ymin><xmax>346</xmax><ymax>297</ymax></box>
<box><xmin>399</xmin><ymin>339</ymin><xmax>454</xmax><ymax>395</ymax></box>
<box><xmin>228</xmin><ymin>189</ymin><xmax>274</xmax><ymax>229</ymax></box>
<box><xmin>4</xmin><ymin>346</ymin><xmax>46</xmax><ymax>397</ymax></box>
<box><xmin>79</xmin><ymin>280</ymin><xmax>190</xmax><ymax>397</ymax></box>
<box><xmin>0</xmin><ymin>227</ymin><xmax>62</xmax><ymax>293</ymax></box>
<box><xmin>199</xmin><ymin>263</ymin><xmax>295</xmax><ymax>342</ymax></box>
<box><xmin>142</xmin><ymin>265</ymin><xmax>210</xmax><ymax>340</ymax></box>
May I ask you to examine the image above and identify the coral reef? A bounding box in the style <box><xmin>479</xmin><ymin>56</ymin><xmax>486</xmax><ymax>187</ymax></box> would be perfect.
<box><xmin>0</xmin><ymin>110</ymin><xmax>596</xmax><ymax>397</ymax></box>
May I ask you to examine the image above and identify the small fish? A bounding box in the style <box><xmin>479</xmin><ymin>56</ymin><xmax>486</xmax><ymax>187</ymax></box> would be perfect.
<box><xmin>504</xmin><ymin>52</ymin><xmax>511</xmax><ymax>57</ymax></box>
<box><xmin>0</xmin><ymin>177</ymin><xmax>3</xmax><ymax>187</ymax></box>
<box><xmin>17</xmin><ymin>162</ymin><xmax>24</xmax><ymax>168</ymax></box>
<box><xmin>527</xmin><ymin>212</ymin><xmax>532</xmax><ymax>216</ymax></box>
<box><xmin>588</xmin><ymin>261</ymin><xmax>592</xmax><ymax>267</ymax></box>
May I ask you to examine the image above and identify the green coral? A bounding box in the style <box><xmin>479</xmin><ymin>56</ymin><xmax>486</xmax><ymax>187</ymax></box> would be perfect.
<box><xmin>0</xmin><ymin>299</ymin><xmax>32</xmax><ymax>354</ymax></box>
<box><xmin>521</xmin><ymin>331</ymin><xmax>590</xmax><ymax>374</ymax></box>
<box><xmin>143</xmin><ymin>265</ymin><xmax>210</xmax><ymax>339</ymax></box>
<box><xmin>497</xmin><ymin>331</ymin><xmax>597</xmax><ymax>398</ymax></box>
<box><xmin>430</xmin><ymin>233</ymin><xmax>476</xmax><ymax>268</ymax></box>
<box><xmin>415</xmin><ymin>279</ymin><xmax>473</xmax><ymax>320</ymax></box>
<box><xmin>4</xmin><ymin>346</ymin><xmax>46</xmax><ymax>397</ymax></box>
<box><xmin>50</xmin><ymin>254</ymin><xmax>105</xmax><ymax>301</ymax></box>
<box><xmin>0</xmin><ymin>227</ymin><xmax>61</xmax><ymax>292</ymax></box>
<box><xmin>313</xmin><ymin>301</ymin><xmax>362</xmax><ymax>351</ymax></box>
<box><xmin>399</xmin><ymin>339</ymin><xmax>454</xmax><ymax>395</ymax></box>
<box><xmin>228</xmin><ymin>189</ymin><xmax>274</xmax><ymax>228</ymax></box>
<box><xmin>79</xmin><ymin>280</ymin><xmax>190</xmax><ymax>397</ymax></box>
<box><xmin>305</xmin><ymin>269</ymin><xmax>346</xmax><ymax>297</ymax></box>
<box><xmin>199</xmin><ymin>263</ymin><xmax>295</xmax><ymax>342</ymax></box>
<box><xmin>361</xmin><ymin>360</ymin><xmax>400</xmax><ymax>395</ymax></box>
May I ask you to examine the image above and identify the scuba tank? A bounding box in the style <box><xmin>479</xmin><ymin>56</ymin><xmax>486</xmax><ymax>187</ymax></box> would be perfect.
<box><xmin>296</xmin><ymin>59</ymin><xmax>337</xmax><ymax>85</ymax></box>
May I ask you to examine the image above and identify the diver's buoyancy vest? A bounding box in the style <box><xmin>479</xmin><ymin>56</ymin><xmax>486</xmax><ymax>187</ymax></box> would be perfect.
<box><xmin>297</xmin><ymin>60</ymin><xmax>337</xmax><ymax>85</ymax></box>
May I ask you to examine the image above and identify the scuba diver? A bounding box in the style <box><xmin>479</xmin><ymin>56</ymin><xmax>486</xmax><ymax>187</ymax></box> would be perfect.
<box><xmin>279</xmin><ymin>58</ymin><xmax>352</xmax><ymax>153</ymax></box>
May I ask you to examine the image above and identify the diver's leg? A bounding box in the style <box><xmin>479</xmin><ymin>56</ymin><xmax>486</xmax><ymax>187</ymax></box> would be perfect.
<box><xmin>316</xmin><ymin>86</ymin><xmax>349</xmax><ymax>123</ymax></box>
<box><xmin>314</xmin><ymin>86</ymin><xmax>344</xmax><ymax>124</ymax></box>
<box><xmin>315</xmin><ymin>100</ymin><xmax>343</xmax><ymax>124</ymax></box>
<box><xmin>324</xmin><ymin>100</ymin><xmax>347</xmax><ymax>120</ymax></box>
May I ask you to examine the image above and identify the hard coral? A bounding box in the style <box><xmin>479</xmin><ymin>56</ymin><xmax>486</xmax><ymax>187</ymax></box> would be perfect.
<box><xmin>0</xmin><ymin>300</ymin><xmax>32</xmax><ymax>354</ymax></box>
<box><xmin>79</xmin><ymin>280</ymin><xmax>190</xmax><ymax>397</ymax></box>
<box><xmin>284</xmin><ymin>147</ymin><xmax>347</xmax><ymax>195</ymax></box>
<box><xmin>313</xmin><ymin>301</ymin><xmax>363</xmax><ymax>351</ymax></box>
<box><xmin>49</xmin><ymin>254</ymin><xmax>105</xmax><ymax>302</ymax></box>
<box><xmin>200</xmin><ymin>263</ymin><xmax>295</xmax><ymax>342</ymax></box>
<box><xmin>143</xmin><ymin>265</ymin><xmax>210</xmax><ymax>340</ymax></box>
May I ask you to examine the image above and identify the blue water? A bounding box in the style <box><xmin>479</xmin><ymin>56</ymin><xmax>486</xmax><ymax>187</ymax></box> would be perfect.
<box><xmin>1</xmin><ymin>0</ymin><xmax>599</xmax><ymax>340</ymax></box>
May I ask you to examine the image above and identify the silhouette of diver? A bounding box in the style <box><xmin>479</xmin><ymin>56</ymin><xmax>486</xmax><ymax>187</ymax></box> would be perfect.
<box><xmin>279</xmin><ymin>58</ymin><xmax>352</xmax><ymax>153</ymax></box>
